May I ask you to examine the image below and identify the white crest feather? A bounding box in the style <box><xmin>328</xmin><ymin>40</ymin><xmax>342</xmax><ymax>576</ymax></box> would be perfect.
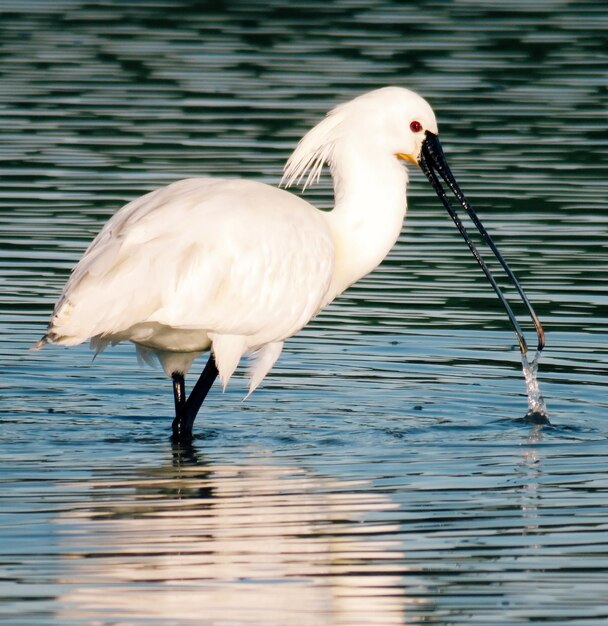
<box><xmin>281</xmin><ymin>103</ymin><xmax>349</xmax><ymax>190</ymax></box>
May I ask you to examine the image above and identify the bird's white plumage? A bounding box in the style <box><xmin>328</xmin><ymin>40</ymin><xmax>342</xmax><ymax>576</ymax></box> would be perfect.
<box><xmin>45</xmin><ymin>178</ymin><xmax>334</xmax><ymax>389</ymax></box>
<box><xmin>38</xmin><ymin>86</ymin><xmax>439</xmax><ymax>396</ymax></box>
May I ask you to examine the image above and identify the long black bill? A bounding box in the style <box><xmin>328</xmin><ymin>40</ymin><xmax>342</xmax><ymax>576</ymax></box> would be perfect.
<box><xmin>418</xmin><ymin>131</ymin><xmax>545</xmax><ymax>356</ymax></box>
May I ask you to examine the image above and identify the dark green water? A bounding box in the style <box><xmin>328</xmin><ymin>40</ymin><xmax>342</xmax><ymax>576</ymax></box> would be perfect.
<box><xmin>1</xmin><ymin>1</ymin><xmax>607</xmax><ymax>624</ymax></box>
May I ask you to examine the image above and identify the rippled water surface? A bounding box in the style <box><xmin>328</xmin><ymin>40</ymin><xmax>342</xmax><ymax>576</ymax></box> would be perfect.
<box><xmin>1</xmin><ymin>1</ymin><xmax>608</xmax><ymax>624</ymax></box>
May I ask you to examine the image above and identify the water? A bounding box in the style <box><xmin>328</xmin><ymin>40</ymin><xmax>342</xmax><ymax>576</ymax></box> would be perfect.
<box><xmin>521</xmin><ymin>351</ymin><xmax>549</xmax><ymax>423</ymax></box>
<box><xmin>1</xmin><ymin>1</ymin><xmax>608</xmax><ymax>624</ymax></box>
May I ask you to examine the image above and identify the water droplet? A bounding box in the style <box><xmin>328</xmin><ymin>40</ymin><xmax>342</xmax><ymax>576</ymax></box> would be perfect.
<box><xmin>521</xmin><ymin>351</ymin><xmax>549</xmax><ymax>424</ymax></box>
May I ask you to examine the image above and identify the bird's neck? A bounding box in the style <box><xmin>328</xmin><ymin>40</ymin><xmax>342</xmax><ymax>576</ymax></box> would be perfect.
<box><xmin>323</xmin><ymin>147</ymin><xmax>409</xmax><ymax>302</ymax></box>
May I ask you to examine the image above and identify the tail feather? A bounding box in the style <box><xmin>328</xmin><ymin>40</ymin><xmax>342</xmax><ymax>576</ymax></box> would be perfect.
<box><xmin>31</xmin><ymin>335</ymin><xmax>48</xmax><ymax>350</ymax></box>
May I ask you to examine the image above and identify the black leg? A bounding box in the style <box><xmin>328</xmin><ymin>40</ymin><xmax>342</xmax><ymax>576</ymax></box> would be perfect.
<box><xmin>172</xmin><ymin>372</ymin><xmax>186</xmax><ymax>414</ymax></box>
<box><xmin>172</xmin><ymin>353</ymin><xmax>219</xmax><ymax>442</ymax></box>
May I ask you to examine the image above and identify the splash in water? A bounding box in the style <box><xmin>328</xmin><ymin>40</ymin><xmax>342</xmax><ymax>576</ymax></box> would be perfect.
<box><xmin>521</xmin><ymin>351</ymin><xmax>549</xmax><ymax>424</ymax></box>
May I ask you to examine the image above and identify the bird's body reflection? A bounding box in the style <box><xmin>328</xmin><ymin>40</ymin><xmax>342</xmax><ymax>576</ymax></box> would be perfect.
<box><xmin>55</xmin><ymin>446</ymin><xmax>417</xmax><ymax>625</ymax></box>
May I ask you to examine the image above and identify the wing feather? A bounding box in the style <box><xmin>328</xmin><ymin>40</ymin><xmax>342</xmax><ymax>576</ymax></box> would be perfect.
<box><xmin>45</xmin><ymin>178</ymin><xmax>335</xmax><ymax>354</ymax></box>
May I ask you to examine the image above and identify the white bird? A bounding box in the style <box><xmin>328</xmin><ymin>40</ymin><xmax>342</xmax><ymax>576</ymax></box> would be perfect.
<box><xmin>35</xmin><ymin>86</ymin><xmax>544</xmax><ymax>440</ymax></box>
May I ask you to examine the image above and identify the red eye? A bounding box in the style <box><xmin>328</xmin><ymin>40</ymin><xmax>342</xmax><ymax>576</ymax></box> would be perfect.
<box><xmin>410</xmin><ymin>120</ymin><xmax>423</xmax><ymax>133</ymax></box>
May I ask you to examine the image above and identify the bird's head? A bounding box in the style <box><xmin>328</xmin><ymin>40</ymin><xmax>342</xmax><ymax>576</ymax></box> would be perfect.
<box><xmin>339</xmin><ymin>86</ymin><xmax>440</xmax><ymax>166</ymax></box>
<box><xmin>282</xmin><ymin>86</ymin><xmax>439</xmax><ymax>188</ymax></box>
